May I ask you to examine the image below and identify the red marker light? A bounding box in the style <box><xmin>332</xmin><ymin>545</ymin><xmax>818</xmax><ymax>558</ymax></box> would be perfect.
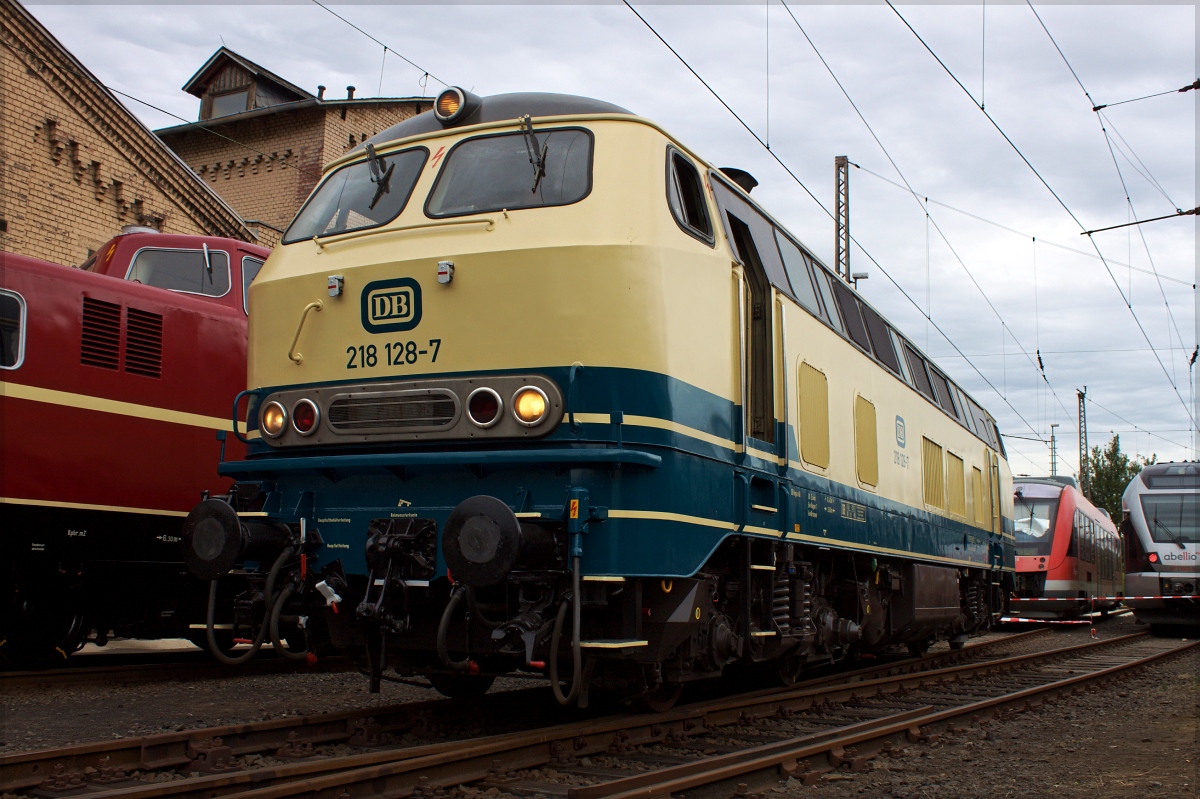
<box><xmin>1148</xmin><ymin>552</ymin><xmax>1159</xmax><ymax>564</ymax></box>
<box><xmin>292</xmin><ymin>399</ymin><xmax>319</xmax><ymax>435</ymax></box>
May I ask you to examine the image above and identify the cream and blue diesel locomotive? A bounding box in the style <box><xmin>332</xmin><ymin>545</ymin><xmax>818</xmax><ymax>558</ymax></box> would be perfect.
<box><xmin>183</xmin><ymin>89</ymin><xmax>1016</xmax><ymax>705</ymax></box>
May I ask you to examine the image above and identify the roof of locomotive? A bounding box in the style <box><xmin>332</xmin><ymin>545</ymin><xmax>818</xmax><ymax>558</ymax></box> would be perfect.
<box><xmin>363</xmin><ymin>92</ymin><xmax>633</xmax><ymax>149</ymax></box>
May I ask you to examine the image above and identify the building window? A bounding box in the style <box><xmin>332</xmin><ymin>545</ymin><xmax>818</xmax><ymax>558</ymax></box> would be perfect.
<box><xmin>854</xmin><ymin>395</ymin><xmax>878</xmax><ymax>487</ymax></box>
<box><xmin>798</xmin><ymin>362</ymin><xmax>829</xmax><ymax>469</ymax></box>
<box><xmin>1</xmin><ymin>290</ymin><xmax>27</xmax><ymax>369</ymax></box>
<box><xmin>127</xmin><ymin>248</ymin><xmax>231</xmax><ymax>297</ymax></box>
<box><xmin>210</xmin><ymin>89</ymin><xmax>249</xmax><ymax>118</ymax></box>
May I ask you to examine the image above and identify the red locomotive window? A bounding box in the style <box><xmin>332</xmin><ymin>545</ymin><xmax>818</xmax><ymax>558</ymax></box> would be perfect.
<box><xmin>127</xmin><ymin>248</ymin><xmax>231</xmax><ymax>297</ymax></box>
<box><xmin>242</xmin><ymin>257</ymin><xmax>264</xmax><ymax>315</ymax></box>
<box><xmin>0</xmin><ymin>290</ymin><xmax>26</xmax><ymax>369</ymax></box>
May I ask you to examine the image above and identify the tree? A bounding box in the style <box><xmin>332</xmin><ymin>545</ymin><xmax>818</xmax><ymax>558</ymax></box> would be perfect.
<box><xmin>1087</xmin><ymin>434</ymin><xmax>1155</xmax><ymax>521</ymax></box>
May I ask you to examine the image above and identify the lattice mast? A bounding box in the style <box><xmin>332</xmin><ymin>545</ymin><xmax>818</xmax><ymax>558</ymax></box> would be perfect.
<box><xmin>834</xmin><ymin>155</ymin><xmax>850</xmax><ymax>283</ymax></box>
<box><xmin>1077</xmin><ymin>387</ymin><xmax>1090</xmax><ymax>498</ymax></box>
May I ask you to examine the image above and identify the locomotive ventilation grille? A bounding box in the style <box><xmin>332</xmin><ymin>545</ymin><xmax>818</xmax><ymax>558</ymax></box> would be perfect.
<box><xmin>124</xmin><ymin>308</ymin><xmax>163</xmax><ymax>378</ymax></box>
<box><xmin>80</xmin><ymin>297</ymin><xmax>121</xmax><ymax>370</ymax></box>
<box><xmin>327</xmin><ymin>391</ymin><xmax>458</xmax><ymax>432</ymax></box>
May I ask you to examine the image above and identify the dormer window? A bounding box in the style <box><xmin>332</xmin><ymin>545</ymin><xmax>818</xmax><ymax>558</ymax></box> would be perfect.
<box><xmin>210</xmin><ymin>89</ymin><xmax>250</xmax><ymax>118</ymax></box>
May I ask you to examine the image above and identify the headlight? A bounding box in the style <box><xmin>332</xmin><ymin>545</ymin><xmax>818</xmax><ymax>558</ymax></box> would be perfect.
<box><xmin>435</xmin><ymin>88</ymin><xmax>462</xmax><ymax>120</ymax></box>
<box><xmin>261</xmin><ymin>401</ymin><xmax>287</xmax><ymax>438</ymax></box>
<box><xmin>467</xmin><ymin>387</ymin><xmax>502</xmax><ymax>428</ymax></box>
<box><xmin>292</xmin><ymin>398</ymin><xmax>320</xmax><ymax>436</ymax></box>
<box><xmin>512</xmin><ymin>386</ymin><xmax>549</xmax><ymax>426</ymax></box>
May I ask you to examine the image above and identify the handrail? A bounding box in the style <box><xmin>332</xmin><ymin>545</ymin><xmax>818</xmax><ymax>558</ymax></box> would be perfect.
<box><xmin>220</xmin><ymin>447</ymin><xmax>662</xmax><ymax>477</ymax></box>
<box><xmin>311</xmin><ymin>217</ymin><xmax>496</xmax><ymax>251</ymax></box>
<box><xmin>288</xmin><ymin>300</ymin><xmax>323</xmax><ymax>364</ymax></box>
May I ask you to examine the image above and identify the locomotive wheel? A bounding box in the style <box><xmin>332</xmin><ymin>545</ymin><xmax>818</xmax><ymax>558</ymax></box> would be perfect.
<box><xmin>0</xmin><ymin>578</ymin><xmax>87</xmax><ymax>668</ymax></box>
<box><xmin>636</xmin><ymin>682</ymin><xmax>683</xmax><ymax>713</ymax></box>
<box><xmin>427</xmin><ymin>673</ymin><xmax>496</xmax><ymax>699</ymax></box>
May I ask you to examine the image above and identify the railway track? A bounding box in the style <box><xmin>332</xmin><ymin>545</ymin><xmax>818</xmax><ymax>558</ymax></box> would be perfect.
<box><xmin>0</xmin><ymin>653</ymin><xmax>354</xmax><ymax>691</ymax></box>
<box><xmin>0</xmin><ymin>629</ymin><xmax>1048</xmax><ymax>795</ymax></box>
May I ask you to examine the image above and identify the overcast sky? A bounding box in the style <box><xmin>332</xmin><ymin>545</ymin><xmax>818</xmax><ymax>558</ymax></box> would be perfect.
<box><xmin>28</xmin><ymin>1</ymin><xmax>1198</xmax><ymax>477</ymax></box>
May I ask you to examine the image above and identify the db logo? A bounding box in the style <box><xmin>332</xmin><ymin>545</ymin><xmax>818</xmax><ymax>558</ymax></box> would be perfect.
<box><xmin>361</xmin><ymin>278</ymin><xmax>422</xmax><ymax>333</ymax></box>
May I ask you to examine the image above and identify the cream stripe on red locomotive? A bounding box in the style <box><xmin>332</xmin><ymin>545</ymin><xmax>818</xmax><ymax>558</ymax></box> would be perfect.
<box><xmin>0</xmin><ymin>381</ymin><xmax>246</xmax><ymax>433</ymax></box>
<box><xmin>0</xmin><ymin>496</ymin><xmax>189</xmax><ymax>517</ymax></box>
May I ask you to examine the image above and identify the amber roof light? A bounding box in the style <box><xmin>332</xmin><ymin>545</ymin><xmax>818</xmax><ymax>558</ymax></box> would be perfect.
<box><xmin>433</xmin><ymin>87</ymin><xmax>481</xmax><ymax>126</ymax></box>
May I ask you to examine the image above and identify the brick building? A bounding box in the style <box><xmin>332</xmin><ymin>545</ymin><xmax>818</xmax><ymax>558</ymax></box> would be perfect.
<box><xmin>0</xmin><ymin>0</ymin><xmax>253</xmax><ymax>266</ymax></box>
<box><xmin>156</xmin><ymin>48</ymin><xmax>433</xmax><ymax>247</ymax></box>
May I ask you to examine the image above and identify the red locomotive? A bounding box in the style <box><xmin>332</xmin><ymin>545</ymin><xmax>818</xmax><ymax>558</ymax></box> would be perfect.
<box><xmin>1010</xmin><ymin>477</ymin><xmax>1123</xmax><ymax>618</ymax></box>
<box><xmin>1</xmin><ymin>229</ymin><xmax>270</xmax><ymax>665</ymax></box>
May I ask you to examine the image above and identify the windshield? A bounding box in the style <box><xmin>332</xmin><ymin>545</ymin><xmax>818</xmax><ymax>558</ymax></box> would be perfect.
<box><xmin>283</xmin><ymin>147</ymin><xmax>426</xmax><ymax>244</ymax></box>
<box><xmin>1014</xmin><ymin>498</ymin><xmax>1058</xmax><ymax>556</ymax></box>
<box><xmin>426</xmin><ymin>128</ymin><xmax>592</xmax><ymax>217</ymax></box>
<box><xmin>1140</xmin><ymin>494</ymin><xmax>1200</xmax><ymax>545</ymax></box>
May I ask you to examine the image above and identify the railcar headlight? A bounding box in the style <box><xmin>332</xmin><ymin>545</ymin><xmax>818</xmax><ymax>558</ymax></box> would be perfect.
<box><xmin>261</xmin><ymin>401</ymin><xmax>287</xmax><ymax>438</ymax></box>
<box><xmin>291</xmin><ymin>398</ymin><xmax>320</xmax><ymax>436</ymax></box>
<box><xmin>512</xmin><ymin>386</ymin><xmax>549</xmax><ymax>426</ymax></box>
<box><xmin>467</xmin><ymin>387</ymin><xmax>503</xmax><ymax>428</ymax></box>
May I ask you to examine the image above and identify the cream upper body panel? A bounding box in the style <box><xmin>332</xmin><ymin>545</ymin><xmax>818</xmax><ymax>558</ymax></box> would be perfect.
<box><xmin>247</xmin><ymin>117</ymin><xmax>736</xmax><ymax>398</ymax></box>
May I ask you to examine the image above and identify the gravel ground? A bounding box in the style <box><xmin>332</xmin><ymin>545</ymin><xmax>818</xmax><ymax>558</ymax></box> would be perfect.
<box><xmin>2</xmin><ymin>613</ymin><xmax>1194</xmax><ymax>799</ymax></box>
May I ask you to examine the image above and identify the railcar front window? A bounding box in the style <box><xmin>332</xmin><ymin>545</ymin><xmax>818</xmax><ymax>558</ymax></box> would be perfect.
<box><xmin>284</xmin><ymin>147</ymin><xmax>427</xmax><ymax>244</ymax></box>
<box><xmin>1014</xmin><ymin>499</ymin><xmax>1058</xmax><ymax>556</ymax></box>
<box><xmin>427</xmin><ymin>128</ymin><xmax>592</xmax><ymax>217</ymax></box>
<box><xmin>127</xmin><ymin>249</ymin><xmax>231</xmax><ymax>297</ymax></box>
<box><xmin>1140</xmin><ymin>494</ymin><xmax>1200</xmax><ymax>545</ymax></box>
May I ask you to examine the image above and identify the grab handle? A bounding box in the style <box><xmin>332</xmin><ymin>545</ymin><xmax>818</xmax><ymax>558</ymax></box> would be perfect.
<box><xmin>288</xmin><ymin>300</ymin><xmax>323</xmax><ymax>364</ymax></box>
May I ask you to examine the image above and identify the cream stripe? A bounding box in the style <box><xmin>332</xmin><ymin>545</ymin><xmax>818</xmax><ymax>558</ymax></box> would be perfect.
<box><xmin>608</xmin><ymin>509</ymin><xmax>738</xmax><ymax>531</ymax></box>
<box><xmin>562</xmin><ymin>412</ymin><xmax>741</xmax><ymax>452</ymax></box>
<box><xmin>743</xmin><ymin>524</ymin><xmax>784</xmax><ymax>538</ymax></box>
<box><xmin>784</xmin><ymin>529</ymin><xmax>983</xmax><ymax>568</ymax></box>
<box><xmin>1</xmin><ymin>381</ymin><xmax>233</xmax><ymax>431</ymax></box>
<box><xmin>1</xmin><ymin>496</ymin><xmax>188</xmax><ymax>517</ymax></box>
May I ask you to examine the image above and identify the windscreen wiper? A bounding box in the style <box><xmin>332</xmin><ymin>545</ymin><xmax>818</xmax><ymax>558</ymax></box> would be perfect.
<box><xmin>1153</xmin><ymin>517</ymin><xmax>1188</xmax><ymax>550</ymax></box>
<box><xmin>365</xmin><ymin>143</ymin><xmax>394</xmax><ymax>210</ymax></box>
<box><xmin>520</xmin><ymin>115</ymin><xmax>548</xmax><ymax>194</ymax></box>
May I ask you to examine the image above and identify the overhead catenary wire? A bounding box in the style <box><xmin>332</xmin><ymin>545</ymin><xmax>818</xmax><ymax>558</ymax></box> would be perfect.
<box><xmin>1091</xmin><ymin>79</ymin><xmax>1200</xmax><ymax>112</ymax></box>
<box><xmin>850</xmin><ymin>164</ymin><xmax>1193</xmax><ymax>287</ymax></box>
<box><xmin>778</xmin><ymin>1</ymin><xmax>1077</xmax><ymax>439</ymax></box>
<box><xmin>309</xmin><ymin>0</ymin><xmax>450</xmax><ymax>90</ymax></box>
<box><xmin>623</xmin><ymin>1</ymin><xmax>1047</xmax><ymax>446</ymax></box>
<box><xmin>886</xmin><ymin>0</ymin><xmax>1198</xmax><ymax>433</ymax></box>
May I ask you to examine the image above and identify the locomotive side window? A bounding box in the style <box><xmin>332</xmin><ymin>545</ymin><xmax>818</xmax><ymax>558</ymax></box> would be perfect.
<box><xmin>774</xmin><ymin>231</ymin><xmax>823</xmax><ymax>319</ymax></box>
<box><xmin>427</xmin><ymin>129</ymin><xmax>592</xmax><ymax>218</ymax></box>
<box><xmin>928</xmin><ymin>367</ymin><xmax>959</xmax><ymax>418</ymax></box>
<box><xmin>798</xmin><ymin>362</ymin><xmax>830</xmax><ymax>469</ymax></box>
<box><xmin>854</xmin><ymin>395</ymin><xmax>878</xmax><ymax>487</ymax></box>
<box><xmin>710</xmin><ymin>177</ymin><xmax>792</xmax><ymax>294</ymax></box>
<box><xmin>284</xmin><ymin>147</ymin><xmax>427</xmax><ymax>243</ymax></box>
<box><xmin>859</xmin><ymin>302</ymin><xmax>901</xmax><ymax>375</ymax></box>
<box><xmin>0</xmin><ymin>290</ymin><xmax>26</xmax><ymax>369</ymax></box>
<box><xmin>922</xmin><ymin>438</ymin><xmax>945</xmax><ymax>510</ymax></box>
<box><xmin>127</xmin><ymin>248</ymin><xmax>230</xmax><ymax>297</ymax></box>
<box><xmin>811</xmin><ymin>267</ymin><xmax>846</xmax><ymax>335</ymax></box>
<box><xmin>903</xmin><ymin>343</ymin><xmax>936</xmax><ymax>402</ymax></box>
<box><xmin>666</xmin><ymin>149</ymin><xmax>713</xmax><ymax>244</ymax></box>
<box><xmin>830</xmin><ymin>280</ymin><xmax>872</xmax><ymax>355</ymax></box>
<box><xmin>242</xmin><ymin>257</ymin><xmax>264</xmax><ymax>315</ymax></box>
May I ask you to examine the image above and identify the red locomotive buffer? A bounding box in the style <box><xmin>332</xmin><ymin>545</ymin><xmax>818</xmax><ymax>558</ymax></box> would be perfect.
<box><xmin>0</xmin><ymin>231</ymin><xmax>270</xmax><ymax>665</ymax></box>
<box><xmin>1010</xmin><ymin>477</ymin><xmax>1123</xmax><ymax>619</ymax></box>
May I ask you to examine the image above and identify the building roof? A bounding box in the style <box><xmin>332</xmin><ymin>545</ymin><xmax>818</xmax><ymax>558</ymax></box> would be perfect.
<box><xmin>182</xmin><ymin>46</ymin><xmax>313</xmax><ymax>101</ymax></box>
<box><xmin>0</xmin><ymin>0</ymin><xmax>255</xmax><ymax>242</ymax></box>
<box><xmin>153</xmin><ymin>96</ymin><xmax>434</xmax><ymax>138</ymax></box>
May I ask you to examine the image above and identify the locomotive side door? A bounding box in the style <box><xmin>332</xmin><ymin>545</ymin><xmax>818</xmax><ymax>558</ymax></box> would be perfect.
<box><xmin>709</xmin><ymin>174</ymin><xmax>790</xmax><ymax>456</ymax></box>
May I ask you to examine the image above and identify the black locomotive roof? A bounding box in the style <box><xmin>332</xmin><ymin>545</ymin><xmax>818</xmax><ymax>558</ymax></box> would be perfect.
<box><xmin>365</xmin><ymin>92</ymin><xmax>633</xmax><ymax>148</ymax></box>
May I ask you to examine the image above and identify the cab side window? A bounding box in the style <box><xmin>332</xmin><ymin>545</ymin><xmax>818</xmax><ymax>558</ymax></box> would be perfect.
<box><xmin>127</xmin><ymin>248</ymin><xmax>231</xmax><ymax>297</ymax></box>
<box><xmin>1</xmin><ymin>290</ymin><xmax>27</xmax><ymax>369</ymax></box>
<box><xmin>242</xmin><ymin>257</ymin><xmax>265</xmax><ymax>315</ymax></box>
<box><xmin>666</xmin><ymin>150</ymin><xmax>713</xmax><ymax>244</ymax></box>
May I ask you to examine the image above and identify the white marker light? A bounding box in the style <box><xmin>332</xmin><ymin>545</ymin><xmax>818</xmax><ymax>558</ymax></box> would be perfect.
<box><xmin>437</xmin><ymin>261</ymin><xmax>455</xmax><ymax>284</ymax></box>
<box><xmin>328</xmin><ymin>275</ymin><xmax>344</xmax><ymax>297</ymax></box>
